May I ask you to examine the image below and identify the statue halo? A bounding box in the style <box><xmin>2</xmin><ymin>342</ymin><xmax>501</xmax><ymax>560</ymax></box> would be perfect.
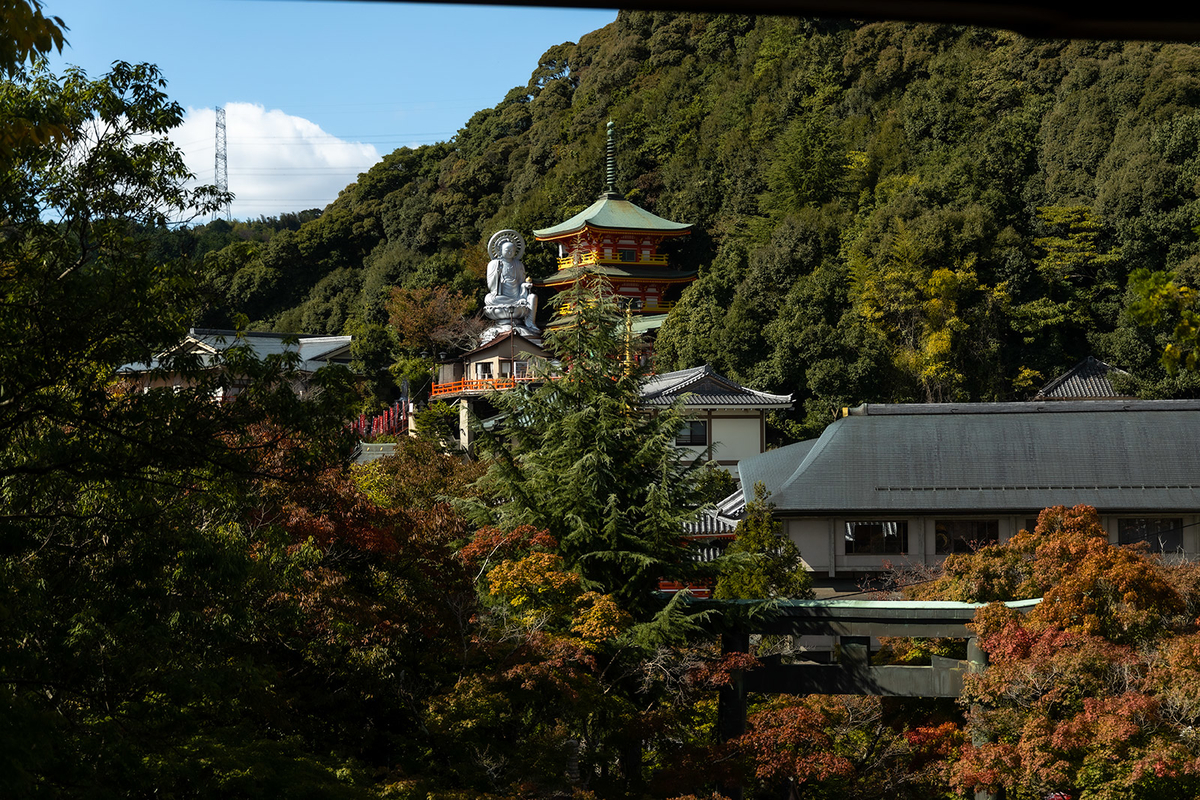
<box><xmin>488</xmin><ymin>229</ymin><xmax>526</xmax><ymax>261</ymax></box>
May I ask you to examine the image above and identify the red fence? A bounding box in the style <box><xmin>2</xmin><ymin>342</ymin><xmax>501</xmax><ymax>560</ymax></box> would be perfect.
<box><xmin>349</xmin><ymin>400</ymin><xmax>410</xmax><ymax>440</ymax></box>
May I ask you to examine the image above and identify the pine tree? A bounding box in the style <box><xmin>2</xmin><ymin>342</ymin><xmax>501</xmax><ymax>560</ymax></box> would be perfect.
<box><xmin>464</xmin><ymin>278</ymin><xmax>707</xmax><ymax>617</ymax></box>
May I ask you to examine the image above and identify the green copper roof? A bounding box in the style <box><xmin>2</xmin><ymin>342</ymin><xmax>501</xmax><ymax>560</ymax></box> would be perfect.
<box><xmin>533</xmin><ymin>194</ymin><xmax>692</xmax><ymax>238</ymax></box>
<box><xmin>536</xmin><ymin>265</ymin><xmax>697</xmax><ymax>286</ymax></box>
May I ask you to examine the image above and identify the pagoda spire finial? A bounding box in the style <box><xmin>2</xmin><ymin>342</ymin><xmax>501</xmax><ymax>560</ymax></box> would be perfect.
<box><xmin>603</xmin><ymin>120</ymin><xmax>623</xmax><ymax>200</ymax></box>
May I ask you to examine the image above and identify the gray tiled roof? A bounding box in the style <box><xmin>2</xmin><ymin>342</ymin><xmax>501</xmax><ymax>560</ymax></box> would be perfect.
<box><xmin>683</xmin><ymin>488</ymin><xmax>747</xmax><ymax>536</ymax></box>
<box><xmin>1034</xmin><ymin>356</ymin><xmax>1133</xmax><ymax>400</ymax></box>
<box><xmin>641</xmin><ymin>365</ymin><xmax>793</xmax><ymax>409</ymax></box>
<box><xmin>683</xmin><ymin>512</ymin><xmax>738</xmax><ymax>536</ymax></box>
<box><xmin>738</xmin><ymin>400</ymin><xmax>1200</xmax><ymax>515</ymax></box>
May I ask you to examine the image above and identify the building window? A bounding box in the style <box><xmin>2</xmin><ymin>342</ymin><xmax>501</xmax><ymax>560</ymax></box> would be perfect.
<box><xmin>475</xmin><ymin>362</ymin><xmax>493</xmax><ymax>379</ymax></box>
<box><xmin>676</xmin><ymin>420</ymin><xmax>708</xmax><ymax>446</ymax></box>
<box><xmin>935</xmin><ymin>519</ymin><xmax>999</xmax><ymax>555</ymax></box>
<box><xmin>1119</xmin><ymin>518</ymin><xmax>1184</xmax><ymax>554</ymax></box>
<box><xmin>513</xmin><ymin>360</ymin><xmax>528</xmax><ymax>378</ymax></box>
<box><xmin>618</xmin><ymin>248</ymin><xmax>636</xmax><ymax>262</ymax></box>
<box><xmin>845</xmin><ymin>521</ymin><xmax>908</xmax><ymax>555</ymax></box>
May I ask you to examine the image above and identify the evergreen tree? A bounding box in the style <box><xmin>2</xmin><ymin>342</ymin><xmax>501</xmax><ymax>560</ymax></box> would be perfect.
<box><xmin>714</xmin><ymin>483</ymin><xmax>814</xmax><ymax>600</ymax></box>
<box><xmin>463</xmin><ymin>279</ymin><xmax>707</xmax><ymax>617</ymax></box>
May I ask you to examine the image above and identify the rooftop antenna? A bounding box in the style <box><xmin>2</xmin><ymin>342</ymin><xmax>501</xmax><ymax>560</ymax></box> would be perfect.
<box><xmin>603</xmin><ymin>120</ymin><xmax>623</xmax><ymax>199</ymax></box>
<box><xmin>214</xmin><ymin>106</ymin><xmax>231</xmax><ymax>221</ymax></box>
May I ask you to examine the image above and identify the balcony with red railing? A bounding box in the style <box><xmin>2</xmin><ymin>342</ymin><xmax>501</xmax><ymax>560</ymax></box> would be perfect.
<box><xmin>429</xmin><ymin>375</ymin><xmax>539</xmax><ymax>398</ymax></box>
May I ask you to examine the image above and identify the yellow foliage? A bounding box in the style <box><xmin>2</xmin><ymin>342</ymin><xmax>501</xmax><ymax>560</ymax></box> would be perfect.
<box><xmin>571</xmin><ymin>592</ymin><xmax>632</xmax><ymax>643</ymax></box>
<box><xmin>487</xmin><ymin>552</ymin><xmax>580</xmax><ymax>613</ymax></box>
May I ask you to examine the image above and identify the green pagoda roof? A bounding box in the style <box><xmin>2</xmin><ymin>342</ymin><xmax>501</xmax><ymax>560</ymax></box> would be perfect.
<box><xmin>536</xmin><ymin>264</ymin><xmax>697</xmax><ymax>286</ymax></box>
<box><xmin>533</xmin><ymin>194</ymin><xmax>692</xmax><ymax>239</ymax></box>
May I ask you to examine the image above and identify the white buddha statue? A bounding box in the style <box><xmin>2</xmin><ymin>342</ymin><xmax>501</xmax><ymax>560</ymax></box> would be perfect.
<box><xmin>481</xmin><ymin>230</ymin><xmax>538</xmax><ymax>342</ymax></box>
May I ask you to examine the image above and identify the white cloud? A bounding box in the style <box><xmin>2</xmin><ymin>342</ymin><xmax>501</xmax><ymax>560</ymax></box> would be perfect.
<box><xmin>173</xmin><ymin>102</ymin><xmax>381</xmax><ymax>220</ymax></box>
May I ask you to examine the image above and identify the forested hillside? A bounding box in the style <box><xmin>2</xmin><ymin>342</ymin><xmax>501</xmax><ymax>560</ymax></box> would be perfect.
<box><xmin>187</xmin><ymin>11</ymin><xmax>1200</xmax><ymax>433</ymax></box>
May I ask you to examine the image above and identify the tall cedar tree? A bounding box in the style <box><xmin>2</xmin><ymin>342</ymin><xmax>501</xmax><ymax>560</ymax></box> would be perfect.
<box><xmin>464</xmin><ymin>279</ymin><xmax>707</xmax><ymax>618</ymax></box>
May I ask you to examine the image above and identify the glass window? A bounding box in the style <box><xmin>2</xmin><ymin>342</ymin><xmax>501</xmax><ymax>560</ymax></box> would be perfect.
<box><xmin>1119</xmin><ymin>518</ymin><xmax>1183</xmax><ymax>554</ymax></box>
<box><xmin>675</xmin><ymin>420</ymin><xmax>707</xmax><ymax>446</ymax></box>
<box><xmin>845</xmin><ymin>521</ymin><xmax>908</xmax><ymax>555</ymax></box>
<box><xmin>513</xmin><ymin>360</ymin><xmax>528</xmax><ymax>378</ymax></box>
<box><xmin>935</xmin><ymin>519</ymin><xmax>999</xmax><ymax>554</ymax></box>
<box><xmin>475</xmin><ymin>362</ymin><xmax>493</xmax><ymax>379</ymax></box>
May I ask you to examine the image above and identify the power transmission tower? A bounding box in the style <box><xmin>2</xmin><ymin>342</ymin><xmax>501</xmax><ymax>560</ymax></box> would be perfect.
<box><xmin>214</xmin><ymin>106</ymin><xmax>230</xmax><ymax>221</ymax></box>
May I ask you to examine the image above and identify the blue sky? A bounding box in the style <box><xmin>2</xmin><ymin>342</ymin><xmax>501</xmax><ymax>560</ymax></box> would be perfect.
<box><xmin>43</xmin><ymin>0</ymin><xmax>617</xmax><ymax>219</ymax></box>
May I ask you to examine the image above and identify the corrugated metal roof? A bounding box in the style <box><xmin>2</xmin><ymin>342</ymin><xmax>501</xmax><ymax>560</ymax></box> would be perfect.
<box><xmin>642</xmin><ymin>365</ymin><xmax>793</xmax><ymax>408</ymax></box>
<box><xmin>738</xmin><ymin>440</ymin><xmax>819</xmax><ymax>498</ymax></box>
<box><xmin>1034</xmin><ymin>356</ymin><xmax>1134</xmax><ymax>400</ymax></box>
<box><xmin>533</xmin><ymin>195</ymin><xmax>691</xmax><ymax>239</ymax></box>
<box><xmin>738</xmin><ymin>400</ymin><xmax>1200</xmax><ymax>514</ymax></box>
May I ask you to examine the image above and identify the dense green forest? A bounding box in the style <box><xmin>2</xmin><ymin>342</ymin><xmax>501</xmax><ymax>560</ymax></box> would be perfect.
<box><xmin>169</xmin><ymin>11</ymin><xmax>1200</xmax><ymax>433</ymax></box>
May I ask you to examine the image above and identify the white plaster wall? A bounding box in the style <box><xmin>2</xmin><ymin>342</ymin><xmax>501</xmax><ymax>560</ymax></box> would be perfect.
<box><xmin>787</xmin><ymin>518</ymin><xmax>830</xmax><ymax>572</ymax></box>
<box><xmin>711</xmin><ymin>416</ymin><xmax>762</xmax><ymax>463</ymax></box>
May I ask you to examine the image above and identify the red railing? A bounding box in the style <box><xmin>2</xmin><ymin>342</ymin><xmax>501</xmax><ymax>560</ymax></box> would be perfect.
<box><xmin>657</xmin><ymin>580</ymin><xmax>715</xmax><ymax>598</ymax></box>
<box><xmin>430</xmin><ymin>375</ymin><xmax>538</xmax><ymax>397</ymax></box>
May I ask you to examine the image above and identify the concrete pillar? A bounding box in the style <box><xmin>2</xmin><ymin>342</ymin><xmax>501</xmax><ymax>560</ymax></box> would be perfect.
<box><xmin>458</xmin><ymin>398</ymin><xmax>474</xmax><ymax>454</ymax></box>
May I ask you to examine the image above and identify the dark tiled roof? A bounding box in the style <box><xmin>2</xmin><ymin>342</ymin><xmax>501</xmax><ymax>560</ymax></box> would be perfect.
<box><xmin>642</xmin><ymin>365</ymin><xmax>793</xmax><ymax>408</ymax></box>
<box><xmin>738</xmin><ymin>400</ymin><xmax>1200</xmax><ymax>515</ymax></box>
<box><xmin>1034</xmin><ymin>356</ymin><xmax>1134</xmax><ymax>400</ymax></box>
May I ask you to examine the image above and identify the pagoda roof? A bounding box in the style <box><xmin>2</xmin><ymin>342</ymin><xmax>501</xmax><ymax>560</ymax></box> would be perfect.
<box><xmin>533</xmin><ymin>194</ymin><xmax>691</xmax><ymax>239</ymax></box>
<box><xmin>536</xmin><ymin>265</ymin><xmax>697</xmax><ymax>287</ymax></box>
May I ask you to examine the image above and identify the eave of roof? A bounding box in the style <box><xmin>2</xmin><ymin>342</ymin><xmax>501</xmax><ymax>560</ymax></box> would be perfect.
<box><xmin>460</xmin><ymin>329</ymin><xmax>546</xmax><ymax>358</ymax></box>
<box><xmin>642</xmin><ymin>364</ymin><xmax>794</xmax><ymax>408</ymax></box>
<box><xmin>535</xmin><ymin>265</ymin><xmax>697</xmax><ymax>287</ymax></box>
<box><xmin>120</xmin><ymin>329</ymin><xmax>353</xmax><ymax>375</ymax></box>
<box><xmin>533</xmin><ymin>195</ymin><xmax>692</xmax><ymax>239</ymax></box>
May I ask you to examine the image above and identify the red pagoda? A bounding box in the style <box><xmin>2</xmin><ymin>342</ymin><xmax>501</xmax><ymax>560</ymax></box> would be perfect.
<box><xmin>532</xmin><ymin>121</ymin><xmax>695</xmax><ymax>317</ymax></box>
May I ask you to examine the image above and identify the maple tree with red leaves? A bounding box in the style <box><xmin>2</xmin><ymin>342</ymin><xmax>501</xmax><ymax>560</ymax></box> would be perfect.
<box><xmin>928</xmin><ymin>506</ymin><xmax>1200</xmax><ymax>800</ymax></box>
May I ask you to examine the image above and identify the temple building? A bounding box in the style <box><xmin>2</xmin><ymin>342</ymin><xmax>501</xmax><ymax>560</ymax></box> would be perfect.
<box><xmin>532</xmin><ymin>122</ymin><xmax>695</xmax><ymax>327</ymax></box>
<box><xmin>734</xmin><ymin>399</ymin><xmax>1200</xmax><ymax>578</ymax></box>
